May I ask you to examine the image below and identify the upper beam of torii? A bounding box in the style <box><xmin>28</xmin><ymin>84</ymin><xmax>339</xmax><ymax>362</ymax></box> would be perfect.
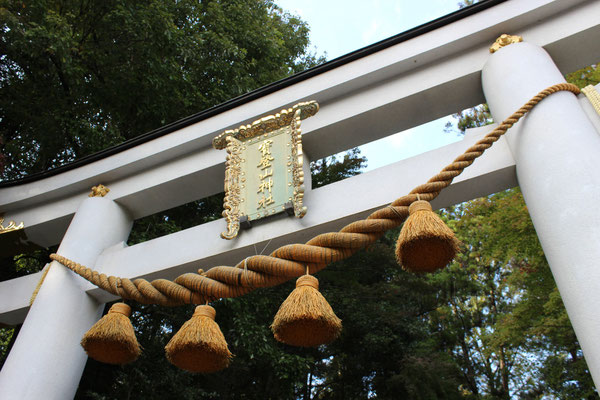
<box><xmin>1</xmin><ymin>0</ymin><xmax>600</xmax><ymax>398</ymax></box>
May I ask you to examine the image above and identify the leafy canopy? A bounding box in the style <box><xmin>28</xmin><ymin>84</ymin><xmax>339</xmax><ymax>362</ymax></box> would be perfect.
<box><xmin>0</xmin><ymin>0</ymin><xmax>322</xmax><ymax>178</ymax></box>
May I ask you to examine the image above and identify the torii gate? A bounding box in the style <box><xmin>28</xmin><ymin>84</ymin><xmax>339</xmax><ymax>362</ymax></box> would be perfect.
<box><xmin>1</xmin><ymin>0</ymin><xmax>600</xmax><ymax>398</ymax></box>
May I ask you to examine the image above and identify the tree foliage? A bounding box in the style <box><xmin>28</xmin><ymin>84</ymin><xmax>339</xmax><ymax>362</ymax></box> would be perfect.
<box><xmin>566</xmin><ymin>64</ymin><xmax>600</xmax><ymax>89</ymax></box>
<box><xmin>0</xmin><ymin>0</ymin><xmax>322</xmax><ymax>178</ymax></box>
<box><xmin>75</xmin><ymin>224</ymin><xmax>468</xmax><ymax>400</ymax></box>
<box><xmin>310</xmin><ymin>148</ymin><xmax>367</xmax><ymax>189</ymax></box>
<box><xmin>74</xmin><ymin>187</ymin><xmax>600</xmax><ymax>400</ymax></box>
<box><xmin>445</xmin><ymin>104</ymin><xmax>492</xmax><ymax>134</ymax></box>
<box><xmin>431</xmin><ymin>190</ymin><xmax>596</xmax><ymax>399</ymax></box>
<box><xmin>0</xmin><ymin>0</ymin><xmax>322</xmax><ymax>373</ymax></box>
<box><xmin>434</xmin><ymin>61</ymin><xmax>600</xmax><ymax>399</ymax></box>
<box><xmin>3</xmin><ymin>1</ymin><xmax>600</xmax><ymax>398</ymax></box>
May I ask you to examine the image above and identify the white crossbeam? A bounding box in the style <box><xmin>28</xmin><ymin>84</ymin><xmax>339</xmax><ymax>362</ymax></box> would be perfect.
<box><xmin>0</xmin><ymin>0</ymin><xmax>598</xmax><ymax>249</ymax></box>
<box><xmin>0</xmin><ymin>126</ymin><xmax>517</xmax><ymax>323</ymax></box>
<box><xmin>3</xmin><ymin>1</ymin><xmax>600</xmax><ymax>397</ymax></box>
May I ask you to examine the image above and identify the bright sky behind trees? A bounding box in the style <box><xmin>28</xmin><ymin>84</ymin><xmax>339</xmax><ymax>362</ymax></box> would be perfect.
<box><xmin>276</xmin><ymin>0</ymin><xmax>467</xmax><ymax>170</ymax></box>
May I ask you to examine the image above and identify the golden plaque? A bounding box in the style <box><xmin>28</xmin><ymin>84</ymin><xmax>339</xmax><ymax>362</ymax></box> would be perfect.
<box><xmin>213</xmin><ymin>101</ymin><xmax>319</xmax><ymax>239</ymax></box>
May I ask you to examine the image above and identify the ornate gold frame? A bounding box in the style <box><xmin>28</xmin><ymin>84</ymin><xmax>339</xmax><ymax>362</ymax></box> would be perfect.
<box><xmin>489</xmin><ymin>34</ymin><xmax>523</xmax><ymax>53</ymax></box>
<box><xmin>214</xmin><ymin>101</ymin><xmax>318</xmax><ymax>240</ymax></box>
<box><xmin>221</xmin><ymin>135</ymin><xmax>244</xmax><ymax>239</ymax></box>
<box><xmin>0</xmin><ymin>215</ymin><xmax>24</xmax><ymax>235</ymax></box>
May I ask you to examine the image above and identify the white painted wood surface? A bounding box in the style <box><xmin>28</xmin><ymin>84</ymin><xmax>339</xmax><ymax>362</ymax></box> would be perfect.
<box><xmin>0</xmin><ymin>198</ymin><xmax>132</xmax><ymax>400</ymax></box>
<box><xmin>1</xmin><ymin>0</ymin><xmax>598</xmax><ymax>248</ymax></box>
<box><xmin>483</xmin><ymin>41</ymin><xmax>600</xmax><ymax>388</ymax></box>
<box><xmin>1</xmin><ymin>0</ymin><xmax>600</xmax><ymax>396</ymax></box>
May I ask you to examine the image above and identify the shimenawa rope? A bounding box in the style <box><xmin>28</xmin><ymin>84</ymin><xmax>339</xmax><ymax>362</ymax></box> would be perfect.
<box><xmin>49</xmin><ymin>83</ymin><xmax>581</xmax><ymax>306</ymax></box>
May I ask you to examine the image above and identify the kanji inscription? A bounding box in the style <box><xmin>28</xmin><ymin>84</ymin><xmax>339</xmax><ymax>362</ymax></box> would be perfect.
<box><xmin>213</xmin><ymin>101</ymin><xmax>319</xmax><ymax>239</ymax></box>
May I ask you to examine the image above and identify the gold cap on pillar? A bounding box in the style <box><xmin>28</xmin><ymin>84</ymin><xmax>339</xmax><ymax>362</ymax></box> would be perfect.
<box><xmin>89</xmin><ymin>184</ymin><xmax>110</xmax><ymax>197</ymax></box>
<box><xmin>489</xmin><ymin>34</ymin><xmax>523</xmax><ymax>53</ymax></box>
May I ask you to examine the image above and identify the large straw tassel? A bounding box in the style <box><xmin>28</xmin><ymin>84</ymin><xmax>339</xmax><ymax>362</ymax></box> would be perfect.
<box><xmin>81</xmin><ymin>303</ymin><xmax>141</xmax><ymax>364</ymax></box>
<box><xmin>165</xmin><ymin>305</ymin><xmax>232</xmax><ymax>373</ymax></box>
<box><xmin>271</xmin><ymin>274</ymin><xmax>342</xmax><ymax>347</ymax></box>
<box><xmin>395</xmin><ymin>200</ymin><xmax>460</xmax><ymax>273</ymax></box>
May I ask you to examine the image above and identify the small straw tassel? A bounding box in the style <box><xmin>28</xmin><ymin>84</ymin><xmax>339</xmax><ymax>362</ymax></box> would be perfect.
<box><xmin>396</xmin><ymin>200</ymin><xmax>460</xmax><ymax>273</ymax></box>
<box><xmin>271</xmin><ymin>274</ymin><xmax>342</xmax><ymax>347</ymax></box>
<box><xmin>165</xmin><ymin>305</ymin><xmax>232</xmax><ymax>373</ymax></box>
<box><xmin>81</xmin><ymin>303</ymin><xmax>141</xmax><ymax>365</ymax></box>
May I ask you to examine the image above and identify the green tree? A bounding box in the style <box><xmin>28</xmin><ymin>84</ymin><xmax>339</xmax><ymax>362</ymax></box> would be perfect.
<box><xmin>310</xmin><ymin>237</ymin><xmax>465</xmax><ymax>400</ymax></box>
<box><xmin>434</xmin><ymin>60</ymin><xmax>600</xmax><ymax>399</ymax></box>
<box><xmin>74</xmin><ymin>227</ymin><xmax>470</xmax><ymax>400</ymax></box>
<box><xmin>566</xmin><ymin>64</ymin><xmax>600</xmax><ymax>89</ymax></box>
<box><xmin>428</xmin><ymin>189</ymin><xmax>597</xmax><ymax>399</ymax></box>
<box><xmin>445</xmin><ymin>104</ymin><xmax>492</xmax><ymax>134</ymax></box>
<box><xmin>0</xmin><ymin>0</ymin><xmax>322</xmax><ymax>178</ymax></box>
<box><xmin>4</xmin><ymin>0</ymin><xmax>600</xmax><ymax>397</ymax></box>
<box><xmin>73</xmin><ymin>149</ymin><xmax>373</xmax><ymax>400</ymax></box>
<box><xmin>310</xmin><ymin>148</ymin><xmax>367</xmax><ymax>189</ymax></box>
<box><xmin>0</xmin><ymin>0</ymin><xmax>324</xmax><ymax>374</ymax></box>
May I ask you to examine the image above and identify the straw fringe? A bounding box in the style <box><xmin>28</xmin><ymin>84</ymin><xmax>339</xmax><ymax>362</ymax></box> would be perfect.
<box><xmin>81</xmin><ymin>303</ymin><xmax>141</xmax><ymax>365</ymax></box>
<box><xmin>271</xmin><ymin>275</ymin><xmax>342</xmax><ymax>347</ymax></box>
<box><xmin>396</xmin><ymin>200</ymin><xmax>460</xmax><ymax>273</ymax></box>
<box><xmin>165</xmin><ymin>305</ymin><xmax>232</xmax><ymax>373</ymax></box>
<box><xmin>46</xmin><ymin>83</ymin><xmax>582</xmax><ymax>305</ymax></box>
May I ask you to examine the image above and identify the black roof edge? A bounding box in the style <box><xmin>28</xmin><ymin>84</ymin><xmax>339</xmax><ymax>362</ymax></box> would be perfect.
<box><xmin>0</xmin><ymin>0</ymin><xmax>506</xmax><ymax>188</ymax></box>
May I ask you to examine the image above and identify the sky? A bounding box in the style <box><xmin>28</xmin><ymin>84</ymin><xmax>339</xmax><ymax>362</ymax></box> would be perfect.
<box><xmin>275</xmin><ymin>0</ymin><xmax>467</xmax><ymax>170</ymax></box>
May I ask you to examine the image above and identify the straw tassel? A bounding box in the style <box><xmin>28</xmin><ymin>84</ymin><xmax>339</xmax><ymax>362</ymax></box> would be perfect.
<box><xmin>271</xmin><ymin>274</ymin><xmax>342</xmax><ymax>347</ymax></box>
<box><xmin>395</xmin><ymin>200</ymin><xmax>460</xmax><ymax>273</ymax></box>
<box><xmin>165</xmin><ymin>305</ymin><xmax>232</xmax><ymax>373</ymax></box>
<box><xmin>81</xmin><ymin>303</ymin><xmax>141</xmax><ymax>365</ymax></box>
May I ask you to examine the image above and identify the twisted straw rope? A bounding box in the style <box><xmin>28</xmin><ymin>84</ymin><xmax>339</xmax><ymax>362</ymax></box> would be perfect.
<box><xmin>50</xmin><ymin>83</ymin><xmax>580</xmax><ymax>306</ymax></box>
<box><xmin>581</xmin><ymin>85</ymin><xmax>600</xmax><ymax>116</ymax></box>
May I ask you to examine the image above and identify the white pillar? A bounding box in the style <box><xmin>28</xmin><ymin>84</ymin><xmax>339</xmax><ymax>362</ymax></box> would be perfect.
<box><xmin>482</xmin><ymin>42</ymin><xmax>600</xmax><ymax>386</ymax></box>
<box><xmin>0</xmin><ymin>197</ymin><xmax>132</xmax><ymax>400</ymax></box>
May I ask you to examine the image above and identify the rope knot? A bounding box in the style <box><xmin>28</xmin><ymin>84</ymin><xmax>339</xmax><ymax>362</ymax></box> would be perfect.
<box><xmin>193</xmin><ymin>305</ymin><xmax>216</xmax><ymax>320</ymax></box>
<box><xmin>47</xmin><ymin>82</ymin><xmax>582</xmax><ymax>307</ymax></box>
<box><xmin>296</xmin><ymin>274</ymin><xmax>319</xmax><ymax>290</ymax></box>
<box><xmin>409</xmin><ymin>200</ymin><xmax>432</xmax><ymax>214</ymax></box>
<box><xmin>109</xmin><ymin>303</ymin><xmax>132</xmax><ymax>317</ymax></box>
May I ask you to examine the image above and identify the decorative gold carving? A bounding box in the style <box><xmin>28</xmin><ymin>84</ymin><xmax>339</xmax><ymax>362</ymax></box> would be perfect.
<box><xmin>0</xmin><ymin>215</ymin><xmax>24</xmax><ymax>235</ymax></box>
<box><xmin>89</xmin><ymin>184</ymin><xmax>110</xmax><ymax>197</ymax></box>
<box><xmin>290</xmin><ymin>109</ymin><xmax>307</xmax><ymax>218</ymax></box>
<box><xmin>582</xmin><ymin>85</ymin><xmax>600</xmax><ymax>117</ymax></box>
<box><xmin>216</xmin><ymin>101</ymin><xmax>318</xmax><ymax>239</ymax></box>
<box><xmin>489</xmin><ymin>34</ymin><xmax>523</xmax><ymax>53</ymax></box>
<box><xmin>256</xmin><ymin>139</ymin><xmax>276</xmax><ymax>212</ymax></box>
<box><xmin>221</xmin><ymin>136</ymin><xmax>243</xmax><ymax>240</ymax></box>
<box><xmin>212</xmin><ymin>101</ymin><xmax>319</xmax><ymax>150</ymax></box>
